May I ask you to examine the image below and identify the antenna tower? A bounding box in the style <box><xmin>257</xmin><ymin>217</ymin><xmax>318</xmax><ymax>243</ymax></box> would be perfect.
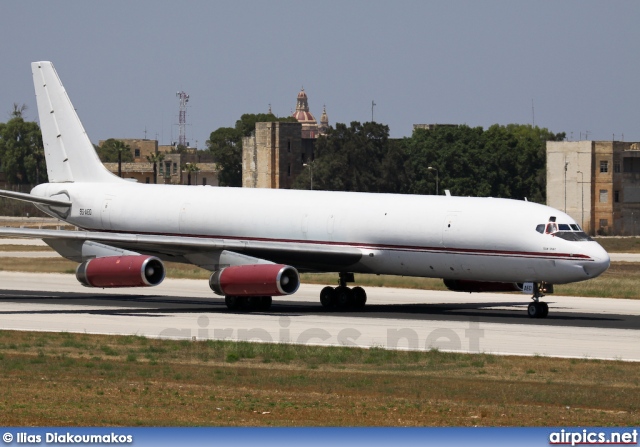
<box><xmin>176</xmin><ymin>91</ymin><xmax>189</xmax><ymax>147</ymax></box>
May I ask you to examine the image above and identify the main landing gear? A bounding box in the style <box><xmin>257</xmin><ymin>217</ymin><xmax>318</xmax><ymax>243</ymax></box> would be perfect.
<box><xmin>225</xmin><ymin>295</ymin><xmax>272</xmax><ymax>311</ymax></box>
<box><xmin>319</xmin><ymin>272</ymin><xmax>367</xmax><ymax>310</ymax></box>
<box><xmin>527</xmin><ymin>282</ymin><xmax>552</xmax><ymax>318</ymax></box>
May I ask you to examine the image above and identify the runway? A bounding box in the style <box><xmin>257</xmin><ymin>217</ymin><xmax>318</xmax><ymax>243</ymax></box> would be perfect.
<box><xmin>1</xmin><ymin>271</ymin><xmax>639</xmax><ymax>361</ymax></box>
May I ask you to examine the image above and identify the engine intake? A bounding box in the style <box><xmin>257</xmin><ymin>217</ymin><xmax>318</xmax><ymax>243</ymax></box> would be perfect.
<box><xmin>209</xmin><ymin>264</ymin><xmax>300</xmax><ymax>297</ymax></box>
<box><xmin>443</xmin><ymin>279</ymin><xmax>523</xmax><ymax>293</ymax></box>
<box><xmin>76</xmin><ymin>255</ymin><xmax>165</xmax><ymax>288</ymax></box>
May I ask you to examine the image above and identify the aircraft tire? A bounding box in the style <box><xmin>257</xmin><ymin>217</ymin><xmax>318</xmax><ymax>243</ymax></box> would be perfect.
<box><xmin>527</xmin><ymin>302</ymin><xmax>549</xmax><ymax>319</ymax></box>
<box><xmin>258</xmin><ymin>296</ymin><xmax>272</xmax><ymax>311</ymax></box>
<box><xmin>320</xmin><ymin>286</ymin><xmax>336</xmax><ymax>309</ymax></box>
<box><xmin>540</xmin><ymin>301</ymin><xmax>549</xmax><ymax>318</ymax></box>
<box><xmin>352</xmin><ymin>286</ymin><xmax>367</xmax><ymax>308</ymax></box>
<box><xmin>225</xmin><ymin>295</ymin><xmax>242</xmax><ymax>311</ymax></box>
<box><xmin>335</xmin><ymin>286</ymin><xmax>354</xmax><ymax>309</ymax></box>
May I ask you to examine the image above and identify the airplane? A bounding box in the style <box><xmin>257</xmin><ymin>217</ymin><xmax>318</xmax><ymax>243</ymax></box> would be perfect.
<box><xmin>0</xmin><ymin>61</ymin><xmax>610</xmax><ymax>318</ymax></box>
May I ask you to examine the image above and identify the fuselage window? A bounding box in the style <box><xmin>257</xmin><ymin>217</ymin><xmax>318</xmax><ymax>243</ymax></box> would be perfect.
<box><xmin>546</xmin><ymin>223</ymin><xmax>558</xmax><ymax>234</ymax></box>
<box><xmin>536</xmin><ymin>224</ymin><xmax>545</xmax><ymax>234</ymax></box>
<box><xmin>558</xmin><ymin>224</ymin><xmax>571</xmax><ymax>231</ymax></box>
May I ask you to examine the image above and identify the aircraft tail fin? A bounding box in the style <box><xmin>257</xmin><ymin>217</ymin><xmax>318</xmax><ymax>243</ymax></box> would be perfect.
<box><xmin>32</xmin><ymin>61</ymin><xmax>121</xmax><ymax>183</ymax></box>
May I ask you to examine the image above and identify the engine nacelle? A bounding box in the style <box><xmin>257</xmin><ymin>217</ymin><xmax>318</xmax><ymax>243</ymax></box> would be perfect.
<box><xmin>209</xmin><ymin>264</ymin><xmax>300</xmax><ymax>297</ymax></box>
<box><xmin>443</xmin><ymin>279</ymin><xmax>524</xmax><ymax>293</ymax></box>
<box><xmin>76</xmin><ymin>255</ymin><xmax>165</xmax><ymax>288</ymax></box>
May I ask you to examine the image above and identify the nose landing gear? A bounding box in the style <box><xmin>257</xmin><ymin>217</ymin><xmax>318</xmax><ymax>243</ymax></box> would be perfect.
<box><xmin>528</xmin><ymin>282</ymin><xmax>551</xmax><ymax>318</ymax></box>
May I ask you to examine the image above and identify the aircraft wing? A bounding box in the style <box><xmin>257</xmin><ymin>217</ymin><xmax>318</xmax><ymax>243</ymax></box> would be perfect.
<box><xmin>0</xmin><ymin>227</ymin><xmax>363</xmax><ymax>272</ymax></box>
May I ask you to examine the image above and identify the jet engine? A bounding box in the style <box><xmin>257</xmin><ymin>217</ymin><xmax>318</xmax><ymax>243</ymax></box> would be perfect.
<box><xmin>76</xmin><ymin>255</ymin><xmax>165</xmax><ymax>288</ymax></box>
<box><xmin>209</xmin><ymin>264</ymin><xmax>300</xmax><ymax>297</ymax></box>
<box><xmin>443</xmin><ymin>279</ymin><xmax>524</xmax><ymax>293</ymax></box>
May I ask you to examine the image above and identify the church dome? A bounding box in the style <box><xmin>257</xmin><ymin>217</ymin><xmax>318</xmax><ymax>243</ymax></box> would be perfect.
<box><xmin>292</xmin><ymin>87</ymin><xmax>319</xmax><ymax>138</ymax></box>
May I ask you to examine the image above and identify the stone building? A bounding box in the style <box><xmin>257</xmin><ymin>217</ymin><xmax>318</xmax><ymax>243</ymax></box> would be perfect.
<box><xmin>98</xmin><ymin>139</ymin><xmax>158</xmax><ymax>162</ymax></box>
<box><xmin>547</xmin><ymin>140</ymin><xmax>640</xmax><ymax>235</ymax></box>
<box><xmin>99</xmin><ymin>139</ymin><xmax>219</xmax><ymax>186</ymax></box>
<box><xmin>242</xmin><ymin>122</ymin><xmax>314</xmax><ymax>189</ymax></box>
<box><xmin>242</xmin><ymin>88</ymin><xmax>327</xmax><ymax>188</ymax></box>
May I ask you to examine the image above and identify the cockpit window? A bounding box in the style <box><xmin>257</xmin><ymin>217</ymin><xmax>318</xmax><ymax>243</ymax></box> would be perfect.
<box><xmin>554</xmin><ymin>231</ymin><xmax>593</xmax><ymax>242</ymax></box>
<box><xmin>535</xmin><ymin>222</ymin><xmax>592</xmax><ymax>241</ymax></box>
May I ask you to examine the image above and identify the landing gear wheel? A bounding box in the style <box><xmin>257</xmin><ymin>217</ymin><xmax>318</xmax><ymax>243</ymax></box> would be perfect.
<box><xmin>527</xmin><ymin>302</ymin><xmax>539</xmax><ymax>318</ymax></box>
<box><xmin>352</xmin><ymin>286</ymin><xmax>367</xmax><ymax>309</ymax></box>
<box><xmin>540</xmin><ymin>301</ymin><xmax>549</xmax><ymax>318</ymax></box>
<box><xmin>225</xmin><ymin>295</ymin><xmax>241</xmax><ymax>311</ymax></box>
<box><xmin>528</xmin><ymin>301</ymin><xmax>549</xmax><ymax>319</ymax></box>
<box><xmin>335</xmin><ymin>286</ymin><xmax>354</xmax><ymax>309</ymax></box>
<box><xmin>320</xmin><ymin>286</ymin><xmax>336</xmax><ymax>309</ymax></box>
<box><xmin>258</xmin><ymin>296</ymin><xmax>272</xmax><ymax>311</ymax></box>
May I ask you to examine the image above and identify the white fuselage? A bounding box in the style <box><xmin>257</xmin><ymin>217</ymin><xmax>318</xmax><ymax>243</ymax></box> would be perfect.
<box><xmin>32</xmin><ymin>182</ymin><xmax>610</xmax><ymax>285</ymax></box>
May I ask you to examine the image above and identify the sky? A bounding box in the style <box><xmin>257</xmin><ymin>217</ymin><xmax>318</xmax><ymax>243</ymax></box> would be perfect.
<box><xmin>1</xmin><ymin>1</ymin><xmax>639</xmax><ymax>148</ymax></box>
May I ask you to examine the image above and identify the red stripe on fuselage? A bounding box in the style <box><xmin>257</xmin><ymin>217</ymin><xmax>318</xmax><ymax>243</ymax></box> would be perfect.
<box><xmin>86</xmin><ymin>228</ymin><xmax>594</xmax><ymax>262</ymax></box>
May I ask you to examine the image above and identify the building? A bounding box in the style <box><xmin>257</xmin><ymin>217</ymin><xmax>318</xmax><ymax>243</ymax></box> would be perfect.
<box><xmin>243</xmin><ymin>88</ymin><xmax>327</xmax><ymax>188</ymax></box>
<box><xmin>547</xmin><ymin>140</ymin><xmax>640</xmax><ymax>236</ymax></box>
<box><xmin>98</xmin><ymin>139</ymin><xmax>158</xmax><ymax>162</ymax></box>
<box><xmin>291</xmin><ymin>88</ymin><xmax>320</xmax><ymax>138</ymax></box>
<box><xmin>99</xmin><ymin>139</ymin><xmax>219</xmax><ymax>186</ymax></box>
<box><xmin>242</xmin><ymin>122</ymin><xmax>314</xmax><ymax>189</ymax></box>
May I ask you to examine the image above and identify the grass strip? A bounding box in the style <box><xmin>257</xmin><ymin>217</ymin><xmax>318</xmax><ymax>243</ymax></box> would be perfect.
<box><xmin>0</xmin><ymin>257</ymin><xmax>638</xmax><ymax>299</ymax></box>
<box><xmin>0</xmin><ymin>330</ymin><xmax>638</xmax><ymax>426</ymax></box>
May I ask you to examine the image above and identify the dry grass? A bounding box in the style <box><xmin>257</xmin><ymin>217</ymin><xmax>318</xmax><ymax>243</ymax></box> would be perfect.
<box><xmin>0</xmin><ymin>256</ymin><xmax>637</xmax><ymax>299</ymax></box>
<box><xmin>595</xmin><ymin>237</ymin><xmax>640</xmax><ymax>253</ymax></box>
<box><xmin>0</xmin><ymin>330</ymin><xmax>638</xmax><ymax>426</ymax></box>
<box><xmin>0</xmin><ymin>245</ymin><xmax>53</xmax><ymax>252</ymax></box>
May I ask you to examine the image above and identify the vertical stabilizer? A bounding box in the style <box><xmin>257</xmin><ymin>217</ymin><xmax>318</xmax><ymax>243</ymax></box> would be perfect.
<box><xmin>32</xmin><ymin>61</ymin><xmax>121</xmax><ymax>183</ymax></box>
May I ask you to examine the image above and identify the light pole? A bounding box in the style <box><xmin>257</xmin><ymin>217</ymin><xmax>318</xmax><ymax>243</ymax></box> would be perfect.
<box><xmin>564</xmin><ymin>161</ymin><xmax>569</xmax><ymax>212</ymax></box>
<box><xmin>303</xmin><ymin>162</ymin><xmax>313</xmax><ymax>190</ymax></box>
<box><xmin>428</xmin><ymin>166</ymin><xmax>439</xmax><ymax>196</ymax></box>
<box><xmin>577</xmin><ymin>170</ymin><xmax>584</xmax><ymax>231</ymax></box>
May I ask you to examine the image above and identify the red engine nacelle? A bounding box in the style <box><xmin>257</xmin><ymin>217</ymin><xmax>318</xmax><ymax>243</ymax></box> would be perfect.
<box><xmin>443</xmin><ymin>279</ymin><xmax>524</xmax><ymax>293</ymax></box>
<box><xmin>209</xmin><ymin>264</ymin><xmax>300</xmax><ymax>297</ymax></box>
<box><xmin>76</xmin><ymin>255</ymin><xmax>165</xmax><ymax>288</ymax></box>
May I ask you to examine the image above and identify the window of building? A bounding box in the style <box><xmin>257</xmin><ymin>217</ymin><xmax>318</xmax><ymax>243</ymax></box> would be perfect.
<box><xmin>614</xmin><ymin>190</ymin><xmax>620</xmax><ymax>203</ymax></box>
<box><xmin>287</xmin><ymin>164</ymin><xmax>291</xmax><ymax>177</ymax></box>
<box><xmin>145</xmin><ymin>177</ymin><xmax>150</xmax><ymax>184</ymax></box>
<box><xmin>173</xmin><ymin>163</ymin><xmax>177</xmax><ymax>174</ymax></box>
<box><xmin>134</xmin><ymin>149</ymin><xmax>141</xmax><ymax>157</ymax></box>
<box><xmin>599</xmin><ymin>189</ymin><xmax>608</xmax><ymax>203</ymax></box>
<box><xmin>599</xmin><ymin>219</ymin><xmax>608</xmax><ymax>228</ymax></box>
<box><xmin>287</xmin><ymin>140</ymin><xmax>291</xmax><ymax>153</ymax></box>
<box><xmin>600</xmin><ymin>160</ymin><xmax>609</xmax><ymax>173</ymax></box>
<box><xmin>614</xmin><ymin>162</ymin><xmax>621</xmax><ymax>173</ymax></box>
<box><xmin>301</xmin><ymin>153</ymin><xmax>306</xmax><ymax>163</ymax></box>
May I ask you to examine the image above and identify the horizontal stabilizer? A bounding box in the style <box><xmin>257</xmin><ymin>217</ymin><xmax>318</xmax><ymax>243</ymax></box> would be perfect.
<box><xmin>0</xmin><ymin>189</ymin><xmax>71</xmax><ymax>207</ymax></box>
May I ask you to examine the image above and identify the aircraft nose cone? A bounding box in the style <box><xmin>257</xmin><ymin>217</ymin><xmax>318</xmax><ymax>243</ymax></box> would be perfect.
<box><xmin>583</xmin><ymin>244</ymin><xmax>610</xmax><ymax>278</ymax></box>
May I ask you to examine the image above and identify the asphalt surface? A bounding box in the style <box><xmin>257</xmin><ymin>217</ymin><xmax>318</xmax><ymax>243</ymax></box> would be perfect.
<box><xmin>0</xmin><ymin>272</ymin><xmax>638</xmax><ymax>361</ymax></box>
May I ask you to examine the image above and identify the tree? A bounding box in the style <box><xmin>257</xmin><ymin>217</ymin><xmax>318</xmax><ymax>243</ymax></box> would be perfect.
<box><xmin>406</xmin><ymin>124</ymin><xmax>565</xmax><ymax>202</ymax></box>
<box><xmin>146</xmin><ymin>152</ymin><xmax>165</xmax><ymax>184</ymax></box>
<box><xmin>293</xmin><ymin>121</ymin><xmax>395</xmax><ymax>193</ymax></box>
<box><xmin>182</xmin><ymin>163</ymin><xmax>200</xmax><ymax>185</ymax></box>
<box><xmin>0</xmin><ymin>110</ymin><xmax>46</xmax><ymax>184</ymax></box>
<box><xmin>97</xmin><ymin>139</ymin><xmax>134</xmax><ymax>178</ymax></box>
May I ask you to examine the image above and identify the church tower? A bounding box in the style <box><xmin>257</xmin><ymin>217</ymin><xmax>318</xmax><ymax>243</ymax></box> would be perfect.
<box><xmin>319</xmin><ymin>105</ymin><xmax>329</xmax><ymax>135</ymax></box>
<box><xmin>291</xmin><ymin>88</ymin><xmax>319</xmax><ymax>138</ymax></box>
